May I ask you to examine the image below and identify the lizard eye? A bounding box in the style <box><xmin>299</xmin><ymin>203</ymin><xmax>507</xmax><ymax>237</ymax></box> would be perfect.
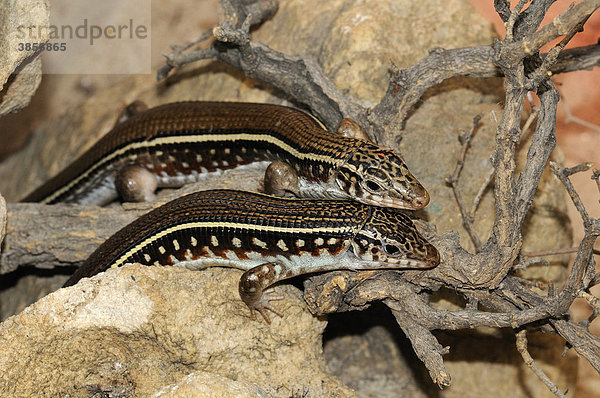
<box><xmin>384</xmin><ymin>244</ymin><xmax>401</xmax><ymax>255</ymax></box>
<box><xmin>365</xmin><ymin>180</ymin><xmax>383</xmax><ymax>192</ymax></box>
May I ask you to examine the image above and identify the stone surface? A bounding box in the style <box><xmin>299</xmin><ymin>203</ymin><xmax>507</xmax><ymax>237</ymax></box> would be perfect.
<box><xmin>0</xmin><ymin>57</ymin><xmax>43</xmax><ymax>115</ymax></box>
<box><xmin>0</xmin><ymin>265</ymin><xmax>354</xmax><ymax>397</ymax></box>
<box><xmin>0</xmin><ymin>0</ymin><xmax>577</xmax><ymax>396</ymax></box>
<box><xmin>154</xmin><ymin>371</ymin><xmax>269</xmax><ymax>398</ymax></box>
<box><xmin>0</xmin><ymin>0</ymin><xmax>48</xmax><ymax>115</ymax></box>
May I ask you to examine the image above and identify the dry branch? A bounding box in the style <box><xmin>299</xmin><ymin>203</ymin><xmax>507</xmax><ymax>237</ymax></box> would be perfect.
<box><xmin>157</xmin><ymin>1</ymin><xmax>600</xmax><ymax>144</ymax></box>
<box><xmin>157</xmin><ymin>0</ymin><xmax>364</xmax><ymax>133</ymax></box>
<box><xmin>445</xmin><ymin>115</ymin><xmax>483</xmax><ymax>251</ymax></box>
<box><xmin>0</xmin><ymin>202</ymin><xmax>151</xmax><ymax>274</ymax></box>
<box><xmin>516</xmin><ymin>329</ymin><xmax>567</xmax><ymax>398</ymax></box>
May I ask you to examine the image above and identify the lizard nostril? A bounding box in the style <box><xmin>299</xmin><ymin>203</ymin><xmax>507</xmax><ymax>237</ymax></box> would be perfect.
<box><xmin>413</xmin><ymin>190</ymin><xmax>430</xmax><ymax>208</ymax></box>
<box><xmin>426</xmin><ymin>244</ymin><xmax>440</xmax><ymax>267</ymax></box>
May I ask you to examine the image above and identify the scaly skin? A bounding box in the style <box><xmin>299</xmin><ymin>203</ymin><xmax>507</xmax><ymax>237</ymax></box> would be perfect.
<box><xmin>63</xmin><ymin>190</ymin><xmax>439</xmax><ymax>322</ymax></box>
<box><xmin>22</xmin><ymin>102</ymin><xmax>429</xmax><ymax>209</ymax></box>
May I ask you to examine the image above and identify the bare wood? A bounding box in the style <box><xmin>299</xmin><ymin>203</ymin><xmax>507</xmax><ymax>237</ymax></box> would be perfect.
<box><xmin>157</xmin><ymin>1</ymin><xmax>600</xmax><ymax>142</ymax></box>
<box><xmin>515</xmin><ymin>329</ymin><xmax>567</xmax><ymax>398</ymax></box>
<box><xmin>1</xmin><ymin>166</ymin><xmax>266</xmax><ymax>274</ymax></box>
<box><xmin>445</xmin><ymin>115</ymin><xmax>483</xmax><ymax>251</ymax></box>
<box><xmin>1</xmin><ymin>202</ymin><xmax>152</xmax><ymax>274</ymax></box>
<box><xmin>522</xmin><ymin>246</ymin><xmax>600</xmax><ymax>257</ymax></box>
<box><xmin>387</xmin><ymin>296</ymin><xmax>451</xmax><ymax>390</ymax></box>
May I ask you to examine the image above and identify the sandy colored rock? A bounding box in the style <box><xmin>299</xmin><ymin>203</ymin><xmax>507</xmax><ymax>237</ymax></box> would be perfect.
<box><xmin>155</xmin><ymin>371</ymin><xmax>269</xmax><ymax>398</ymax></box>
<box><xmin>0</xmin><ymin>265</ymin><xmax>354</xmax><ymax>397</ymax></box>
<box><xmin>0</xmin><ymin>57</ymin><xmax>43</xmax><ymax>115</ymax></box>
<box><xmin>0</xmin><ymin>0</ymin><xmax>48</xmax><ymax>115</ymax></box>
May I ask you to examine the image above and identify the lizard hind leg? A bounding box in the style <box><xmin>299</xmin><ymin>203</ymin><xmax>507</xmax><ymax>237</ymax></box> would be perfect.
<box><xmin>262</xmin><ymin>161</ymin><xmax>300</xmax><ymax>198</ymax></box>
<box><xmin>115</xmin><ymin>164</ymin><xmax>158</xmax><ymax>202</ymax></box>
<box><xmin>239</xmin><ymin>262</ymin><xmax>294</xmax><ymax>323</ymax></box>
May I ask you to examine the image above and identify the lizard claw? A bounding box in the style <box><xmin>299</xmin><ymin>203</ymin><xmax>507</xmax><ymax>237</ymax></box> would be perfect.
<box><xmin>246</xmin><ymin>289</ymin><xmax>284</xmax><ymax>324</ymax></box>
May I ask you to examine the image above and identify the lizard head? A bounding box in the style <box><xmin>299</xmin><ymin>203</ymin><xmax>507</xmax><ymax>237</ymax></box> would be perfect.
<box><xmin>335</xmin><ymin>142</ymin><xmax>429</xmax><ymax>210</ymax></box>
<box><xmin>351</xmin><ymin>206</ymin><xmax>439</xmax><ymax>268</ymax></box>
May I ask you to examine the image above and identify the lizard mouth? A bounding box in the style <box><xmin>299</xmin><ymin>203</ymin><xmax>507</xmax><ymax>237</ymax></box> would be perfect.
<box><xmin>359</xmin><ymin>189</ymin><xmax>430</xmax><ymax>210</ymax></box>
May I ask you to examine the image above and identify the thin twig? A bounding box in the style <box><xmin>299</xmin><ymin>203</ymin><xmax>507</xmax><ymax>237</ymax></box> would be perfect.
<box><xmin>551</xmin><ymin>162</ymin><xmax>594</xmax><ymax>225</ymax></box>
<box><xmin>505</xmin><ymin>0</ymin><xmax>528</xmax><ymax>42</ymax></box>
<box><xmin>580</xmin><ymin>291</ymin><xmax>600</xmax><ymax>324</ymax></box>
<box><xmin>522</xmin><ymin>246</ymin><xmax>600</xmax><ymax>257</ymax></box>
<box><xmin>512</xmin><ymin>276</ymin><xmax>546</xmax><ymax>290</ymax></box>
<box><xmin>470</xmin><ymin>167</ymin><xmax>495</xmax><ymax>217</ymax></box>
<box><xmin>504</xmin><ymin>278</ymin><xmax>600</xmax><ymax>374</ymax></box>
<box><xmin>564</xmin><ymin>163</ymin><xmax>594</xmax><ymax>177</ymax></box>
<box><xmin>520</xmin><ymin>0</ymin><xmax>600</xmax><ymax>57</ymax></box>
<box><xmin>527</xmin><ymin>12</ymin><xmax>592</xmax><ymax>88</ymax></box>
<box><xmin>520</xmin><ymin>103</ymin><xmax>539</xmax><ymax>143</ymax></box>
<box><xmin>158</xmin><ymin>47</ymin><xmax>218</xmax><ymax>79</ymax></box>
<box><xmin>561</xmin><ymin>95</ymin><xmax>600</xmax><ymax>134</ymax></box>
<box><xmin>545</xmin><ymin>164</ymin><xmax>600</xmax><ymax>337</ymax></box>
<box><xmin>553</xmin><ymin>318</ymin><xmax>600</xmax><ymax>374</ymax></box>
<box><xmin>515</xmin><ymin>330</ymin><xmax>567</xmax><ymax>398</ymax></box>
<box><xmin>446</xmin><ymin>115</ymin><xmax>483</xmax><ymax>252</ymax></box>
<box><xmin>513</xmin><ymin>257</ymin><xmax>549</xmax><ymax>270</ymax></box>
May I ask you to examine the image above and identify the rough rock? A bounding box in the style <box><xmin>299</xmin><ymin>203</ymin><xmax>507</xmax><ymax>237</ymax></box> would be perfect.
<box><xmin>0</xmin><ymin>0</ymin><xmax>577</xmax><ymax>396</ymax></box>
<box><xmin>154</xmin><ymin>371</ymin><xmax>270</xmax><ymax>398</ymax></box>
<box><xmin>0</xmin><ymin>265</ymin><xmax>354</xmax><ymax>397</ymax></box>
<box><xmin>0</xmin><ymin>0</ymin><xmax>48</xmax><ymax>115</ymax></box>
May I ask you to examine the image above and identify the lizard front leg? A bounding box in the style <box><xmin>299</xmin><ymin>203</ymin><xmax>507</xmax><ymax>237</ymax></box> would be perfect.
<box><xmin>239</xmin><ymin>262</ymin><xmax>296</xmax><ymax>323</ymax></box>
